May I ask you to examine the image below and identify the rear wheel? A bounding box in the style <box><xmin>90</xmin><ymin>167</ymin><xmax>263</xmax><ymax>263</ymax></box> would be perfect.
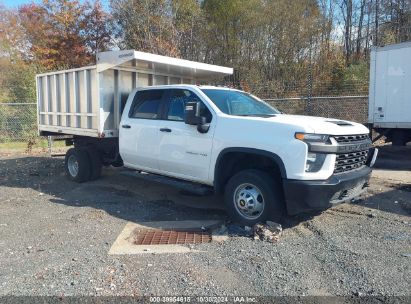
<box><xmin>224</xmin><ymin>169</ymin><xmax>285</xmax><ymax>226</ymax></box>
<box><xmin>392</xmin><ymin>130</ymin><xmax>407</xmax><ymax>146</ymax></box>
<box><xmin>85</xmin><ymin>147</ymin><xmax>102</xmax><ymax>180</ymax></box>
<box><xmin>65</xmin><ymin>148</ymin><xmax>91</xmax><ymax>183</ymax></box>
<box><xmin>111</xmin><ymin>159</ymin><xmax>124</xmax><ymax>167</ymax></box>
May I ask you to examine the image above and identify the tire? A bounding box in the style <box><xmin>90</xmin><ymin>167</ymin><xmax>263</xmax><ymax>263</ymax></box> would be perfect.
<box><xmin>392</xmin><ymin>130</ymin><xmax>407</xmax><ymax>146</ymax></box>
<box><xmin>85</xmin><ymin>147</ymin><xmax>102</xmax><ymax>180</ymax></box>
<box><xmin>111</xmin><ymin>159</ymin><xmax>124</xmax><ymax>167</ymax></box>
<box><xmin>224</xmin><ymin>169</ymin><xmax>285</xmax><ymax>226</ymax></box>
<box><xmin>65</xmin><ymin>147</ymin><xmax>91</xmax><ymax>183</ymax></box>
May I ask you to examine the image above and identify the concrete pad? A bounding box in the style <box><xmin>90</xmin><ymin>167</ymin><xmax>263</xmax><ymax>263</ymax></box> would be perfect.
<box><xmin>109</xmin><ymin>220</ymin><xmax>225</xmax><ymax>255</ymax></box>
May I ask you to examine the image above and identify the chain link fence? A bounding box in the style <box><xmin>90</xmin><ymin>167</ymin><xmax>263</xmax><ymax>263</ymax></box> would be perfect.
<box><xmin>229</xmin><ymin>80</ymin><xmax>370</xmax><ymax>123</ymax></box>
<box><xmin>246</xmin><ymin>80</ymin><xmax>369</xmax><ymax>100</ymax></box>
<box><xmin>0</xmin><ymin>94</ymin><xmax>369</xmax><ymax>144</ymax></box>
<box><xmin>0</xmin><ymin>103</ymin><xmax>37</xmax><ymax>143</ymax></box>
<box><xmin>266</xmin><ymin>96</ymin><xmax>369</xmax><ymax>123</ymax></box>
<box><xmin>0</xmin><ymin>64</ymin><xmax>372</xmax><ymax>145</ymax></box>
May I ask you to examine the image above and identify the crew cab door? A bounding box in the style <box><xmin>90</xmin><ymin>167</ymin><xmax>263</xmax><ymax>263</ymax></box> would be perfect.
<box><xmin>158</xmin><ymin>89</ymin><xmax>214</xmax><ymax>183</ymax></box>
<box><xmin>119</xmin><ymin>89</ymin><xmax>165</xmax><ymax>171</ymax></box>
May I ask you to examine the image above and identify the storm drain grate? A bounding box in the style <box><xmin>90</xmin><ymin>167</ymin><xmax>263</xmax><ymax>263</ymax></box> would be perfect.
<box><xmin>134</xmin><ymin>230</ymin><xmax>212</xmax><ymax>245</ymax></box>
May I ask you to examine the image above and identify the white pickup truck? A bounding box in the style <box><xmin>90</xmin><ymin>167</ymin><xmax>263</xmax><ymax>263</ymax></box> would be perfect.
<box><xmin>37</xmin><ymin>50</ymin><xmax>378</xmax><ymax>225</ymax></box>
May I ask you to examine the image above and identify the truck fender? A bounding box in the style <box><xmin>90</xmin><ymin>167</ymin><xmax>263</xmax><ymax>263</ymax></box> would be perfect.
<box><xmin>213</xmin><ymin>147</ymin><xmax>287</xmax><ymax>194</ymax></box>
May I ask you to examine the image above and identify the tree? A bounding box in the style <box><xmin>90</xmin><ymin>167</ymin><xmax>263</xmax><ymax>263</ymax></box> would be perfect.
<box><xmin>171</xmin><ymin>0</ymin><xmax>204</xmax><ymax>61</ymax></box>
<box><xmin>84</xmin><ymin>0</ymin><xmax>114</xmax><ymax>54</ymax></box>
<box><xmin>111</xmin><ymin>0</ymin><xmax>179</xmax><ymax>56</ymax></box>
<box><xmin>4</xmin><ymin>63</ymin><xmax>37</xmax><ymax>103</ymax></box>
<box><xmin>0</xmin><ymin>5</ymin><xmax>30</xmax><ymax>61</ymax></box>
<box><xmin>17</xmin><ymin>0</ymin><xmax>114</xmax><ymax>70</ymax></box>
<box><xmin>0</xmin><ymin>5</ymin><xmax>37</xmax><ymax>103</ymax></box>
<box><xmin>18</xmin><ymin>0</ymin><xmax>88</xmax><ymax>69</ymax></box>
<box><xmin>1</xmin><ymin>0</ymin><xmax>410</xmax><ymax>102</ymax></box>
<box><xmin>339</xmin><ymin>0</ymin><xmax>353</xmax><ymax>64</ymax></box>
<box><xmin>378</xmin><ymin>0</ymin><xmax>411</xmax><ymax>45</ymax></box>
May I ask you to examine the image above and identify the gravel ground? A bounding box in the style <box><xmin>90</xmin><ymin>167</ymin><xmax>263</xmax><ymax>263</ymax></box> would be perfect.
<box><xmin>0</xmin><ymin>146</ymin><xmax>410</xmax><ymax>297</ymax></box>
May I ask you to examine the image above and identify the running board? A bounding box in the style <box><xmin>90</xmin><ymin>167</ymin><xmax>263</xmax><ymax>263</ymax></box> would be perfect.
<box><xmin>121</xmin><ymin>170</ymin><xmax>214</xmax><ymax>196</ymax></box>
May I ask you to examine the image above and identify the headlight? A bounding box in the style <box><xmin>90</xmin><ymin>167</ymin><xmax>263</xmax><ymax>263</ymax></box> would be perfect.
<box><xmin>295</xmin><ymin>133</ymin><xmax>329</xmax><ymax>172</ymax></box>
<box><xmin>305</xmin><ymin>152</ymin><xmax>326</xmax><ymax>172</ymax></box>
<box><xmin>295</xmin><ymin>132</ymin><xmax>329</xmax><ymax>143</ymax></box>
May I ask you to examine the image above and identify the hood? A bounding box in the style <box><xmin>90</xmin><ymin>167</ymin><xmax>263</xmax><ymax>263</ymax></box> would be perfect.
<box><xmin>232</xmin><ymin>114</ymin><xmax>369</xmax><ymax>135</ymax></box>
<box><xmin>272</xmin><ymin>114</ymin><xmax>369</xmax><ymax>135</ymax></box>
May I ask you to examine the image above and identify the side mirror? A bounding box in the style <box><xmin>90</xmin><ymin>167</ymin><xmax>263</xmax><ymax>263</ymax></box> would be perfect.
<box><xmin>184</xmin><ymin>101</ymin><xmax>200</xmax><ymax>125</ymax></box>
<box><xmin>184</xmin><ymin>101</ymin><xmax>210</xmax><ymax>133</ymax></box>
<box><xmin>197</xmin><ymin>116</ymin><xmax>210</xmax><ymax>134</ymax></box>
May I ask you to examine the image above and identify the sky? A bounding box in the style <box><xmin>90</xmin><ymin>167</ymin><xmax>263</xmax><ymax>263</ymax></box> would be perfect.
<box><xmin>1</xmin><ymin>0</ymin><xmax>110</xmax><ymax>9</ymax></box>
<box><xmin>1</xmin><ymin>0</ymin><xmax>39</xmax><ymax>7</ymax></box>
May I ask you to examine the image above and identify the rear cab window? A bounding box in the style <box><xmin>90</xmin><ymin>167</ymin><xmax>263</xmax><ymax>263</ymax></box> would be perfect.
<box><xmin>129</xmin><ymin>90</ymin><xmax>164</xmax><ymax>119</ymax></box>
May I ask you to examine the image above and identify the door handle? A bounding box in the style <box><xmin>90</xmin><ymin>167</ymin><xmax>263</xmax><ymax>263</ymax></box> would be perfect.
<box><xmin>122</xmin><ymin>125</ymin><xmax>131</xmax><ymax>129</ymax></box>
<box><xmin>160</xmin><ymin>128</ymin><xmax>172</xmax><ymax>132</ymax></box>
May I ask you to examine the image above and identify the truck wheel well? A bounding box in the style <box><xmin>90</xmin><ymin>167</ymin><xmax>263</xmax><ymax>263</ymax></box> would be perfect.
<box><xmin>214</xmin><ymin>150</ymin><xmax>285</xmax><ymax>194</ymax></box>
<box><xmin>72</xmin><ymin>136</ymin><xmax>122</xmax><ymax>166</ymax></box>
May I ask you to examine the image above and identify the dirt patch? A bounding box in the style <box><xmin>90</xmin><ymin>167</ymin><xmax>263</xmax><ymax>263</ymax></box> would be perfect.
<box><xmin>0</xmin><ymin>148</ymin><xmax>410</xmax><ymax>296</ymax></box>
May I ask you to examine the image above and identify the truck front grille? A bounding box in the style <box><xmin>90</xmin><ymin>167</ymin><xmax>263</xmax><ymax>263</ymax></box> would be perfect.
<box><xmin>334</xmin><ymin>150</ymin><xmax>368</xmax><ymax>173</ymax></box>
<box><xmin>333</xmin><ymin>134</ymin><xmax>369</xmax><ymax>143</ymax></box>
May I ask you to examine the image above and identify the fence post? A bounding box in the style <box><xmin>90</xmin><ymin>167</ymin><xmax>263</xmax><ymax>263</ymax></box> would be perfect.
<box><xmin>306</xmin><ymin>39</ymin><xmax>313</xmax><ymax>116</ymax></box>
<box><xmin>307</xmin><ymin>74</ymin><xmax>312</xmax><ymax>115</ymax></box>
<box><xmin>47</xmin><ymin>136</ymin><xmax>52</xmax><ymax>156</ymax></box>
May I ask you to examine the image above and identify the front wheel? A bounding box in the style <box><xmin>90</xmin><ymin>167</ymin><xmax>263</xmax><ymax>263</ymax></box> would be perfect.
<box><xmin>224</xmin><ymin>169</ymin><xmax>285</xmax><ymax>226</ymax></box>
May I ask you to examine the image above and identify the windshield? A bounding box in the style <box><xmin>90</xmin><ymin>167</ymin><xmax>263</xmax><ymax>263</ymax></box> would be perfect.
<box><xmin>201</xmin><ymin>89</ymin><xmax>280</xmax><ymax>116</ymax></box>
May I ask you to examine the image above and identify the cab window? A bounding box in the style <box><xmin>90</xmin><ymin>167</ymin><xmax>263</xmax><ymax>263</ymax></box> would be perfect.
<box><xmin>129</xmin><ymin>90</ymin><xmax>164</xmax><ymax>119</ymax></box>
<box><xmin>165</xmin><ymin>89</ymin><xmax>212</xmax><ymax>123</ymax></box>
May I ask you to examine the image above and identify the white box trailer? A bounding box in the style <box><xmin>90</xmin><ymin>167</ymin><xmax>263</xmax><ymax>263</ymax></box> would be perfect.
<box><xmin>36</xmin><ymin>50</ymin><xmax>233</xmax><ymax>138</ymax></box>
<box><xmin>368</xmin><ymin>41</ymin><xmax>411</xmax><ymax>145</ymax></box>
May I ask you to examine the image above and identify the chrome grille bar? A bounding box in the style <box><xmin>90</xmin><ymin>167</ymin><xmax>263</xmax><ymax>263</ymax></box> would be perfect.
<box><xmin>333</xmin><ymin>134</ymin><xmax>370</xmax><ymax>173</ymax></box>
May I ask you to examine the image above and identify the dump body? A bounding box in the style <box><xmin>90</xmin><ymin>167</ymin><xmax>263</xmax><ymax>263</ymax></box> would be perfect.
<box><xmin>368</xmin><ymin>42</ymin><xmax>411</xmax><ymax>129</ymax></box>
<box><xmin>36</xmin><ymin>50</ymin><xmax>233</xmax><ymax>138</ymax></box>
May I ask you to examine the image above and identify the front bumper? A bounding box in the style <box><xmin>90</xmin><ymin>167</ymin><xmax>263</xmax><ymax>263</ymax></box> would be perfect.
<box><xmin>283</xmin><ymin>166</ymin><xmax>372</xmax><ymax>215</ymax></box>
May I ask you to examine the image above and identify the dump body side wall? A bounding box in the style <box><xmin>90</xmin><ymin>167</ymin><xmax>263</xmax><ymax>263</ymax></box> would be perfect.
<box><xmin>37</xmin><ymin>66</ymin><xmax>101</xmax><ymax>137</ymax></box>
<box><xmin>37</xmin><ymin>66</ymin><xmax>195</xmax><ymax>138</ymax></box>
